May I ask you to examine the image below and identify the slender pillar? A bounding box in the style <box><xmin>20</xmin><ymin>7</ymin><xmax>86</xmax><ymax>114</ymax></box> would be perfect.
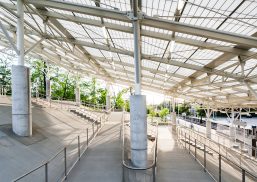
<box><xmin>129</xmin><ymin>0</ymin><xmax>147</xmax><ymax>168</ymax></box>
<box><xmin>45</xmin><ymin>63</ymin><xmax>51</xmax><ymax>102</ymax></box>
<box><xmin>75</xmin><ymin>76</ymin><xmax>80</xmax><ymax>106</ymax></box>
<box><xmin>105</xmin><ymin>83</ymin><xmax>111</xmax><ymax>111</ymax></box>
<box><xmin>12</xmin><ymin>0</ymin><xmax>32</xmax><ymax>136</ymax></box>
<box><xmin>35</xmin><ymin>82</ymin><xmax>39</xmax><ymax>99</ymax></box>
<box><xmin>133</xmin><ymin>17</ymin><xmax>141</xmax><ymax>95</ymax></box>
<box><xmin>206</xmin><ymin>104</ymin><xmax>212</xmax><ymax>139</ymax></box>
<box><xmin>171</xmin><ymin>97</ymin><xmax>177</xmax><ymax>129</ymax></box>
<box><xmin>229</xmin><ymin>107</ymin><xmax>236</xmax><ymax>140</ymax></box>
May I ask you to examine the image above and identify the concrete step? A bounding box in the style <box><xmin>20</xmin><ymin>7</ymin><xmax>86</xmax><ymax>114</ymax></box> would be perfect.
<box><xmin>69</xmin><ymin>109</ymin><xmax>101</xmax><ymax>125</ymax></box>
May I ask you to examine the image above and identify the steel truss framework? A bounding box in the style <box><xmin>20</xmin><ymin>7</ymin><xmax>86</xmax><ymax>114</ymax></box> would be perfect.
<box><xmin>0</xmin><ymin>0</ymin><xmax>257</xmax><ymax>108</ymax></box>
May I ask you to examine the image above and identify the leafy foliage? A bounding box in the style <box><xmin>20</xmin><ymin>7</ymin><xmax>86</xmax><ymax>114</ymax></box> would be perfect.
<box><xmin>148</xmin><ymin>106</ymin><xmax>157</xmax><ymax>117</ymax></box>
<box><xmin>0</xmin><ymin>58</ymin><xmax>11</xmax><ymax>94</ymax></box>
<box><xmin>178</xmin><ymin>102</ymin><xmax>191</xmax><ymax>116</ymax></box>
<box><xmin>159</xmin><ymin>108</ymin><xmax>169</xmax><ymax>121</ymax></box>
<box><xmin>196</xmin><ymin>106</ymin><xmax>206</xmax><ymax>123</ymax></box>
<box><xmin>113</xmin><ymin>88</ymin><xmax>129</xmax><ymax>109</ymax></box>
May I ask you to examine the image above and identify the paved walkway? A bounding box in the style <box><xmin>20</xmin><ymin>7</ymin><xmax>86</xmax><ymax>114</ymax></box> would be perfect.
<box><xmin>157</xmin><ymin>126</ymin><xmax>213</xmax><ymax>182</ymax></box>
<box><xmin>67</xmin><ymin>122</ymin><xmax>122</xmax><ymax>182</ymax></box>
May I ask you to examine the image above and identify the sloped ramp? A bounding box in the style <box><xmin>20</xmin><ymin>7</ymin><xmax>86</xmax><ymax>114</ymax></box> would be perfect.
<box><xmin>66</xmin><ymin>122</ymin><xmax>122</xmax><ymax>182</ymax></box>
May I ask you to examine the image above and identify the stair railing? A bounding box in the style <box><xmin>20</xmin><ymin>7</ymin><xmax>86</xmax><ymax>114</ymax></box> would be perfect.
<box><xmin>177</xmin><ymin>126</ymin><xmax>257</xmax><ymax>182</ymax></box>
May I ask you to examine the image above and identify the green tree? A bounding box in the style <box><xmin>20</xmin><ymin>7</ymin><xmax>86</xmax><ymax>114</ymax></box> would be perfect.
<box><xmin>96</xmin><ymin>88</ymin><xmax>107</xmax><ymax>105</ymax></box>
<box><xmin>124</xmin><ymin>100</ymin><xmax>130</xmax><ymax>112</ymax></box>
<box><xmin>148</xmin><ymin>106</ymin><xmax>157</xmax><ymax>118</ymax></box>
<box><xmin>30</xmin><ymin>60</ymin><xmax>47</xmax><ymax>97</ymax></box>
<box><xmin>0</xmin><ymin>57</ymin><xmax>11</xmax><ymax>94</ymax></box>
<box><xmin>114</xmin><ymin>88</ymin><xmax>129</xmax><ymax>109</ymax></box>
<box><xmin>196</xmin><ymin>106</ymin><xmax>206</xmax><ymax>123</ymax></box>
<box><xmin>159</xmin><ymin>108</ymin><xmax>169</xmax><ymax>121</ymax></box>
<box><xmin>51</xmin><ymin>72</ymin><xmax>76</xmax><ymax>100</ymax></box>
<box><xmin>178</xmin><ymin>102</ymin><xmax>191</xmax><ymax>116</ymax></box>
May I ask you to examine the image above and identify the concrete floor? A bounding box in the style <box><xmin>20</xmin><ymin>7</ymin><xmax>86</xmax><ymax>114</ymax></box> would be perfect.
<box><xmin>66</xmin><ymin>121</ymin><xmax>122</xmax><ymax>182</ymax></box>
<box><xmin>2</xmin><ymin>95</ymin><xmax>248</xmax><ymax>182</ymax></box>
<box><xmin>157</xmin><ymin>126</ymin><xmax>213</xmax><ymax>182</ymax></box>
<box><xmin>0</xmin><ymin>96</ymin><xmax>95</xmax><ymax>181</ymax></box>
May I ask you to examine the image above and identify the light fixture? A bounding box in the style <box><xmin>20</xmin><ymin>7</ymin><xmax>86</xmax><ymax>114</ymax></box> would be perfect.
<box><xmin>177</xmin><ymin>0</ymin><xmax>185</xmax><ymax>11</ymax></box>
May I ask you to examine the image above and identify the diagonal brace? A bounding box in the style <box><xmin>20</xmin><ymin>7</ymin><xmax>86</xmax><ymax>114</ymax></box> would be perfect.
<box><xmin>0</xmin><ymin>20</ymin><xmax>19</xmax><ymax>55</ymax></box>
<box><xmin>24</xmin><ymin>37</ymin><xmax>44</xmax><ymax>55</ymax></box>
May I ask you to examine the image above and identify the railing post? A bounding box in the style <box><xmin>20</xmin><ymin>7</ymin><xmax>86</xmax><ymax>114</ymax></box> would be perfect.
<box><xmin>78</xmin><ymin>136</ymin><xmax>80</xmax><ymax>159</ymax></box>
<box><xmin>153</xmin><ymin>165</ymin><xmax>156</xmax><ymax>182</ymax></box>
<box><xmin>93</xmin><ymin>124</ymin><xmax>95</xmax><ymax>136</ymax></box>
<box><xmin>87</xmin><ymin>128</ymin><xmax>89</xmax><ymax>146</ymax></box>
<box><xmin>219</xmin><ymin>154</ymin><xmax>221</xmax><ymax>182</ymax></box>
<box><xmin>64</xmin><ymin>147</ymin><xmax>67</xmax><ymax>179</ymax></box>
<box><xmin>242</xmin><ymin>169</ymin><xmax>245</xmax><ymax>182</ymax></box>
<box><xmin>204</xmin><ymin>144</ymin><xmax>206</xmax><ymax>172</ymax></box>
<box><xmin>195</xmin><ymin>139</ymin><xmax>197</xmax><ymax>160</ymax></box>
<box><xmin>189</xmin><ymin>135</ymin><xmax>191</xmax><ymax>153</ymax></box>
<box><xmin>45</xmin><ymin>162</ymin><xmax>48</xmax><ymax>182</ymax></box>
<box><xmin>185</xmin><ymin>133</ymin><xmax>186</xmax><ymax>148</ymax></box>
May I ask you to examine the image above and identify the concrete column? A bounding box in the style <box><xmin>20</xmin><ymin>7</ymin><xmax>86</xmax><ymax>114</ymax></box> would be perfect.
<box><xmin>106</xmin><ymin>83</ymin><xmax>111</xmax><ymax>111</ymax></box>
<box><xmin>45</xmin><ymin>63</ymin><xmax>51</xmax><ymax>102</ymax></box>
<box><xmin>130</xmin><ymin>95</ymin><xmax>147</xmax><ymax>167</ymax></box>
<box><xmin>229</xmin><ymin>108</ymin><xmax>235</xmax><ymax>140</ymax></box>
<box><xmin>36</xmin><ymin>85</ymin><xmax>39</xmax><ymax>99</ymax></box>
<box><xmin>206</xmin><ymin>105</ymin><xmax>211</xmax><ymax>139</ymax></box>
<box><xmin>12</xmin><ymin>66</ymin><xmax>32</xmax><ymax>136</ymax></box>
<box><xmin>129</xmin><ymin>0</ymin><xmax>147</xmax><ymax>168</ymax></box>
<box><xmin>75</xmin><ymin>86</ymin><xmax>80</xmax><ymax>106</ymax></box>
<box><xmin>171</xmin><ymin>97</ymin><xmax>176</xmax><ymax>125</ymax></box>
<box><xmin>11</xmin><ymin>0</ymin><xmax>32</xmax><ymax>137</ymax></box>
<box><xmin>46</xmin><ymin>79</ymin><xmax>51</xmax><ymax>101</ymax></box>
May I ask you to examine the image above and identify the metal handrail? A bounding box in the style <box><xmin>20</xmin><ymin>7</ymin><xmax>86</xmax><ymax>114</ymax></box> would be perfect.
<box><xmin>122</xmin><ymin>111</ymin><xmax>158</xmax><ymax>181</ymax></box>
<box><xmin>33</xmin><ymin>91</ymin><xmax>107</xmax><ymax>107</ymax></box>
<box><xmin>178</xmin><ymin>119</ymin><xmax>257</xmax><ymax>163</ymax></box>
<box><xmin>177</xmin><ymin>126</ymin><xmax>257</xmax><ymax>182</ymax></box>
<box><xmin>13</xmin><ymin>106</ymin><xmax>114</xmax><ymax>182</ymax></box>
<box><xmin>180</xmin><ymin>117</ymin><xmax>256</xmax><ymax>151</ymax></box>
<box><xmin>32</xmin><ymin>93</ymin><xmax>109</xmax><ymax>113</ymax></box>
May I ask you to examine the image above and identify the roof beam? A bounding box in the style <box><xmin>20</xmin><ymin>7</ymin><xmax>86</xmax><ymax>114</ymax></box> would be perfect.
<box><xmin>46</xmin><ymin>36</ymin><xmax>242</xmax><ymax>80</ymax></box>
<box><xmin>24</xmin><ymin>0</ymin><xmax>257</xmax><ymax>48</ymax></box>
<box><xmin>94</xmin><ymin>56</ymin><xmax>186</xmax><ymax>79</ymax></box>
<box><xmin>2</xmin><ymin>2</ymin><xmax>257</xmax><ymax>58</ymax></box>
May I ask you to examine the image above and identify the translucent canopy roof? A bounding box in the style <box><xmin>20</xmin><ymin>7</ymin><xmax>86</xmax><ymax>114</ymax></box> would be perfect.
<box><xmin>0</xmin><ymin>0</ymin><xmax>257</xmax><ymax>107</ymax></box>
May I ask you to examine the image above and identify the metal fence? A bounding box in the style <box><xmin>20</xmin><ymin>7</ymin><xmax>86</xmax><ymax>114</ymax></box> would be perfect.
<box><xmin>177</xmin><ymin>126</ymin><xmax>257</xmax><ymax>182</ymax></box>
